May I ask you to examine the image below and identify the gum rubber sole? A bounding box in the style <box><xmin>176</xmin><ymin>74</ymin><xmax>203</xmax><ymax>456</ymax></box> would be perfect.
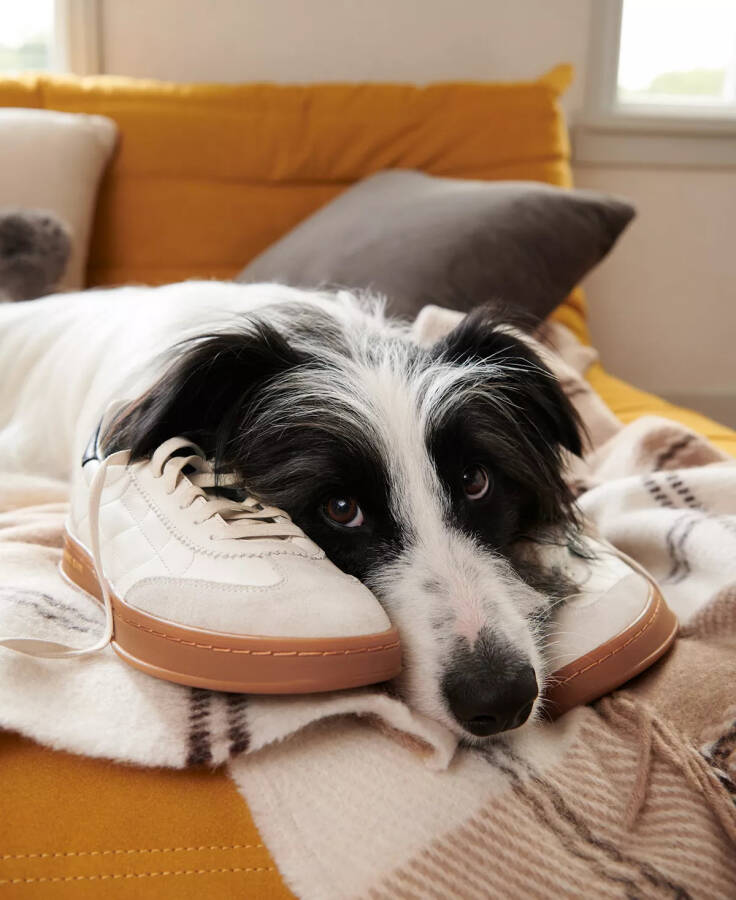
<box><xmin>543</xmin><ymin>579</ymin><xmax>678</xmax><ymax>719</ymax></box>
<box><xmin>61</xmin><ymin>529</ymin><xmax>402</xmax><ymax>694</ymax></box>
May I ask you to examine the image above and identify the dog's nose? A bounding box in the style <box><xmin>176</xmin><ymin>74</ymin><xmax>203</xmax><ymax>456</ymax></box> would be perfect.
<box><xmin>444</xmin><ymin>664</ymin><xmax>538</xmax><ymax>737</ymax></box>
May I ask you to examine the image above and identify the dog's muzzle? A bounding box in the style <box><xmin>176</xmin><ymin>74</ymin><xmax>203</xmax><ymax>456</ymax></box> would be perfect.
<box><xmin>441</xmin><ymin>632</ymin><xmax>538</xmax><ymax>737</ymax></box>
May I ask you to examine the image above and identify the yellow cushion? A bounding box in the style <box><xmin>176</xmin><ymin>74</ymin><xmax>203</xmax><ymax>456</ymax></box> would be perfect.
<box><xmin>0</xmin><ymin>731</ymin><xmax>293</xmax><ymax>898</ymax></box>
<box><xmin>0</xmin><ymin>65</ymin><xmax>588</xmax><ymax>342</ymax></box>
<box><xmin>586</xmin><ymin>362</ymin><xmax>736</xmax><ymax>457</ymax></box>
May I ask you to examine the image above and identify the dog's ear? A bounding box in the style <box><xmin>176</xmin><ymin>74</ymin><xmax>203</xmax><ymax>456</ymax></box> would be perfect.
<box><xmin>436</xmin><ymin>304</ymin><xmax>583</xmax><ymax>457</ymax></box>
<box><xmin>104</xmin><ymin>320</ymin><xmax>306</xmax><ymax>462</ymax></box>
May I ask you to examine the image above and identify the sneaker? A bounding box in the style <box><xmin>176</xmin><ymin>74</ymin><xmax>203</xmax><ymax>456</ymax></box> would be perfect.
<box><xmin>537</xmin><ymin>535</ymin><xmax>678</xmax><ymax>718</ymax></box>
<box><xmin>3</xmin><ymin>414</ymin><xmax>402</xmax><ymax>694</ymax></box>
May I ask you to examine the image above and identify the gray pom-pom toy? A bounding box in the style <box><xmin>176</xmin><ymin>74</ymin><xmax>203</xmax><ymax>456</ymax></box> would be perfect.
<box><xmin>0</xmin><ymin>209</ymin><xmax>72</xmax><ymax>302</ymax></box>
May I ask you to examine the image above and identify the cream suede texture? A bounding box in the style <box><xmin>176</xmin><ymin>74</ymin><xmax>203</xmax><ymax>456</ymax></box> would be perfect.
<box><xmin>125</xmin><ymin>561</ymin><xmax>390</xmax><ymax>638</ymax></box>
<box><xmin>552</xmin><ymin>571</ymin><xmax>651</xmax><ymax>668</ymax></box>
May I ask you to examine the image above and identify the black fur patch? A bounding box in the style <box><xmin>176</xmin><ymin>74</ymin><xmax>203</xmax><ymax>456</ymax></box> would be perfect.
<box><xmin>429</xmin><ymin>307</ymin><xmax>581</xmax><ymax>546</ymax></box>
<box><xmin>105</xmin><ymin>320</ymin><xmax>308</xmax><ymax>457</ymax></box>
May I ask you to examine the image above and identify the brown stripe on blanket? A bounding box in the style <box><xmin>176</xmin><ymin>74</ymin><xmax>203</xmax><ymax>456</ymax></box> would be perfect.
<box><xmin>486</xmin><ymin>752</ymin><xmax>648</xmax><ymax>898</ymax></box>
<box><xmin>663</xmin><ymin>473</ymin><xmax>702</xmax><ymax>510</ymax></box>
<box><xmin>655</xmin><ymin>434</ymin><xmax>697</xmax><ymax>471</ymax></box>
<box><xmin>643</xmin><ymin>476</ymin><xmax>675</xmax><ymax>509</ymax></box>
<box><xmin>0</xmin><ymin>587</ymin><xmax>99</xmax><ymax>634</ymax></box>
<box><xmin>679</xmin><ymin>586</ymin><xmax>736</xmax><ymax>639</ymax></box>
<box><xmin>372</xmin><ymin>867</ymin><xmax>458</xmax><ymax>900</ymax></box>
<box><xmin>663</xmin><ymin>512</ymin><xmax>704</xmax><ymax>585</ymax></box>
<box><xmin>493</xmin><ymin>742</ymin><xmax>691</xmax><ymax>900</ymax></box>
<box><xmin>445</xmin><ymin>810</ymin><xmax>601</xmax><ymax>899</ymax></box>
<box><xmin>372</xmin><ymin>783</ymin><xmax>626</xmax><ymax>898</ymax></box>
<box><xmin>699</xmin><ymin>695</ymin><xmax>736</xmax><ymax>793</ymax></box>
<box><xmin>399</xmin><ymin>843</ymin><xmax>490</xmax><ymax>899</ymax></box>
<box><xmin>702</xmin><ymin>724</ymin><xmax>736</xmax><ymax>793</ymax></box>
<box><xmin>225</xmin><ymin>692</ymin><xmax>250</xmax><ymax>755</ymax></box>
<box><xmin>654</xmin><ymin>431</ymin><xmax>727</xmax><ymax>471</ymax></box>
<box><xmin>185</xmin><ymin>687</ymin><xmax>213</xmax><ymax>766</ymax></box>
<box><xmin>583</xmin><ymin>701</ymin><xmax>736</xmax><ymax>897</ymax></box>
<box><xmin>371</xmin><ymin>738</ymin><xmax>692</xmax><ymax>900</ymax></box>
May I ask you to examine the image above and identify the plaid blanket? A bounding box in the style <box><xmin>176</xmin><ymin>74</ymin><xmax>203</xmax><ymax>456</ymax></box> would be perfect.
<box><xmin>1</xmin><ymin>310</ymin><xmax>735</xmax><ymax>898</ymax></box>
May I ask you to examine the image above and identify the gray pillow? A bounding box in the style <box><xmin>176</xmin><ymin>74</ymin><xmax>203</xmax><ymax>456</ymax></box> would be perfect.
<box><xmin>237</xmin><ymin>170</ymin><xmax>635</xmax><ymax>321</ymax></box>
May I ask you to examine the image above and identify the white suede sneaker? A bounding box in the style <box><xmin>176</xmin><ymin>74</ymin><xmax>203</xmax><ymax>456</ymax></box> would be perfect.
<box><xmin>2</xmin><ymin>420</ymin><xmax>401</xmax><ymax>694</ymax></box>
<box><xmin>538</xmin><ymin>535</ymin><xmax>678</xmax><ymax>718</ymax></box>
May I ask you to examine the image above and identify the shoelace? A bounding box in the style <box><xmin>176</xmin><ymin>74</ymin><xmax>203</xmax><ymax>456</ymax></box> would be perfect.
<box><xmin>0</xmin><ymin>437</ymin><xmax>301</xmax><ymax>660</ymax></box>
<box><xmin>149</xmin><ymin>438</ymin><xmax>302</xmax><ymax>540</ymax></box>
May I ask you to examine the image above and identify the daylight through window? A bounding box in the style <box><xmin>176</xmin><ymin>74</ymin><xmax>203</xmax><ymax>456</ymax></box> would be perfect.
<box><xmin>0</xmin><ymin>1</ymin><xmax>56</xmax><ymax>73</ymax></box>
<box><xmin>617</xmin><ymin>0</ymin><xmax>736</xmax><ymax>114</ymax></box>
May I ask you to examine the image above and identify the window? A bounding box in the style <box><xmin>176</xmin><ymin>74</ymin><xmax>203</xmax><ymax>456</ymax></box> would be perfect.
<box><xmin>577</xmin><ymin>0</ymin><xmax>736</xmax><ymax>167</ymax></box>
<box><xmin>0</xmin><ymin>1</ymin><xmax>57</xmax><ymax>72</ymax></box>
<box><xmin>0</xmin><ymin>1</ymin><xmax>100</xmax><ymax>76</ymax></box>
<box><xmin>617</xmin><ymin>0</ymin><xmax>736</xmax><ymax>117</ymax></box>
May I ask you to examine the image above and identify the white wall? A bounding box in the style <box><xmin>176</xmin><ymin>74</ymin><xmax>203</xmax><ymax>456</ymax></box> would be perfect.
<box><xmin>100</xmin><ymin>0</ymin><xmax>591</xmax><ymax>111</ymax></box>
<box><xmin>99</xmin><ymin>0</ymin><xmax>736</xmax><ymax>424</ymax></box>
<box><xmin>576</xmin><ymin>166</ymin><xmax>736</xmax><ymax>424</ymax></box>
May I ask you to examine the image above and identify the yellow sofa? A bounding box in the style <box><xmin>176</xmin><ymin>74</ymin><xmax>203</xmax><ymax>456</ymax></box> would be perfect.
<box><xmin>1</xmin><ymin>67</ymin><xmax>734</xmax><ymax>897</ymax></box>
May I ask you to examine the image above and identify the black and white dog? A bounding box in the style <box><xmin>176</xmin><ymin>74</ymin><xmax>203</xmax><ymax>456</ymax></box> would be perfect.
<box><xmin>0</xmin><ymin>282</ymin><xmax>581</xmax><ymax>742</ymax></box>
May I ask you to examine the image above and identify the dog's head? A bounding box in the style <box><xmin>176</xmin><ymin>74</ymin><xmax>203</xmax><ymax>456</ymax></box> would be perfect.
<box><xmin>106</xmin><ymin>294</ymin><xmax>582</xmax><ymax>742</ymax></box>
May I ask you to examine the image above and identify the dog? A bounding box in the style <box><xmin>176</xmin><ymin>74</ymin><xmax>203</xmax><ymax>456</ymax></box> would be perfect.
<box><xmin>0</xmin><ymin>281</ymin><xmax>581</xmax><ymax>742</ymax></box>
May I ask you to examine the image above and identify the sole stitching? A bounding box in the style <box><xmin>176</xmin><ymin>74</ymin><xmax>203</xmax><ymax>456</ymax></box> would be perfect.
<box><xmin>1</xmin><ymin>844</ymin><xmax>262</xmax><ymax>860</ymax></box>
<box><xmin>116</xmin><ymin>611</ymin><xmax>400</xmax><ymax>657</ymax></box>
<box><xmin>62</xmin><ymin>536</ymin><xmax>399</xmax><ymax>659</ymax></box>
<box><xmin>552</xmin><ymin>593</ymin><xmax>667</xmax><ymax>686</ymax></box>
<box><xmin>0</xmin><ymin>867</ymin><xmax>275</xmax><ymax>884</ymax></box>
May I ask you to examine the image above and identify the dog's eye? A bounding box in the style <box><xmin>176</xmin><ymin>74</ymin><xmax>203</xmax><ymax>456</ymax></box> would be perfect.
<box><xmin>323</xmin><ymin>497</ymin><xmax>365</xmax><ymax>528</ymax></box>
<box><xmin>462</xmin><ymin>465</ymin><xmax>491</xmax><ymax>501</ymax></box>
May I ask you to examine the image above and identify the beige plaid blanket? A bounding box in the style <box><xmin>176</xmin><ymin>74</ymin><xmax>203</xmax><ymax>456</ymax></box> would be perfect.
<box><xmin>1</xmin><ymin>309</ymin><xmax>735</xmax><ymax>898</ymax></box>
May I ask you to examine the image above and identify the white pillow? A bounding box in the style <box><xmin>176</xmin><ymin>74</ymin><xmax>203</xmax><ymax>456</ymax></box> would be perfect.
<box><xmin>0</xmin><ymin>108</ymin><xmax>117</xmax><ymax>291</ymax></box>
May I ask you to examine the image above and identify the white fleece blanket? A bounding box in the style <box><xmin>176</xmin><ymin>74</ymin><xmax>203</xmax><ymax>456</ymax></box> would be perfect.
<box><xmin>1</xmin><ymin>311</ymin><xmax>735</xmax><ymax>898</ymax></box>
<box><xmin>0</xmin><ymin>484</ymin><xmax>454</xmax><ymax>768</ymax></box>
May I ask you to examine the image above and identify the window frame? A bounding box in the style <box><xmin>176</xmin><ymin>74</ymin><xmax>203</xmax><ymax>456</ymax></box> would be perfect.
<box><xmin>575</xmin><ymin>0</ymin><xmax>736</xmax><ymax>168</ymax></box>
<box><xmin>54</xmin><ymin>0</ymin><xmax>101</xmax><ymax>75</ymax></box>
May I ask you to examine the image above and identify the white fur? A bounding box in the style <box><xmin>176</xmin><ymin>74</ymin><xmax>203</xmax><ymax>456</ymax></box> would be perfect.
<box><xmin>0</xmin><ymin>282</ymin><xmax>350</xmax><ymax>476</ymax></box>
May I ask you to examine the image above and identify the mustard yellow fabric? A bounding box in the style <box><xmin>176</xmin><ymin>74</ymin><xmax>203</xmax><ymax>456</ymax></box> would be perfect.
<box><xmin>586</xmin><ymin>363</ymin><xmax>736</xmax><ymax>458</ymax></box>
<box><xmin>0</xmin><ymin>731</ymin><xmax>293</xmax><ymax>899</ymax></box>
<box><xmin>0</xmin><ymin>65</ymin><xmax>589</xmax><ymax>341</ymax></box>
